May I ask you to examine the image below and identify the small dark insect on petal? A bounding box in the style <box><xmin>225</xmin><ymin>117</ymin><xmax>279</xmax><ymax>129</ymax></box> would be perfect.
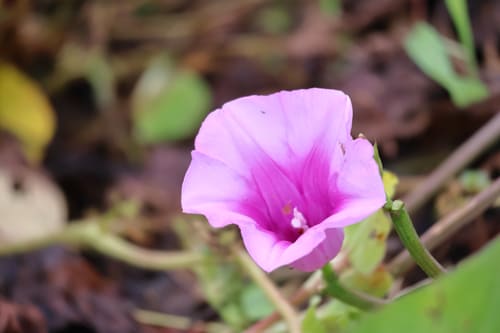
<box><xmin>339</xmin><ymin>143</ymin><xmax>346</xmax><ymax>154</ymax></box>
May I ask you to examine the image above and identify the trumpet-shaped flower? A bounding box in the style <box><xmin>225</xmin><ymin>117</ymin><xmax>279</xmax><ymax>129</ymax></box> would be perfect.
<box><xmin>182</xmin><ymin>88</ymin><xmax>385</xmax><ymax>272</ymax></box>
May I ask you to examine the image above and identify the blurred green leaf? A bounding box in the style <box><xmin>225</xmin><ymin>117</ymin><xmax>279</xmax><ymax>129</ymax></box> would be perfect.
<box><xmin>445</xmin><ymin>0</ymin><xmax>476</xmax><ymax>70</ymax></box>
<box><xmin>86</xmin><ymin>51</ymin><xmax>116</xmax><ymax>109</ymax></box>
<box><xmin>196</xmin><ymin>256</ymin><xmax>250</xmax><ymax>328</ymax></box>
<box><xmin>132</xmin><ymin>55</ymin><xmax>212</xmax><ymax>143</ymax></box>
<box><xmin>0</xmin><ymin>62</ymin><xmax>56</xmax><ymax>162</ymax></box>
<box><xmin>204</xmin><ymin>263</ymin><xmax>274</xmax><ymax>328</ymax></box>
<box><xmin>344</xmin><ymin>209</ymin><xmax>391</xmax><ymax>275</ymax></box>
<box><xmin>319</xmin><ymin>0</ymin><xmax>341</xmax><ymax>16</ymax></box>
<box><xmin>447</xmin><ymin>77</ymin><xmax>489</xmax><ymax>107</ymax></box>
<box><xmin>317</xmin><ymin>300</ymin><xmax>361</xmax><ymax>332</ymax></box>
<box><xmin>255</xmin><ymin>4</ymin><xmax>291</xmax><ymax>35</ymax></box>
<box><xmin>133</xmin><ymin>2</ymin><xmax>161</xmax><ymax>17</ymax></box>
<box><xmin>349</xmin><ymin>240</ymin><xmax>500</xmax><ymax>333</ymax></box>
<box><xmin>340</xmin><ymin>267</ymin><xmax>393</xmax><ymax>298</ymax></box>
<box><xmin>302</xmin><ymin>298</ymin><xmax>328</xmax><ymax>333</ymax></box>
<box><xmin>459</xmin><ymin>169</ymin><xmax>491</xmax><ymax>193</ymax></box>
<box><xmin>51</xmin><ymin>44</ymin><xmax>116</xmax><ymax>111</ymax></box>
<box><xmin>404</xmin><ymin>22</ymin><xmax>488</xmax><ymax>107</ymax></box>
<box><xmin>240</xmin><ymin>283</ymin><xmax>274</xmax><ymax>321</ymax></box>
<box><xmin>173</xmin><ymin>218</ymin><xmax>273</xmax><ymax>329</ymax></box>
<box><xmin>405</xmin><ymin>23</ymin><xmax>453</xmax><ymax>83</ymax></box>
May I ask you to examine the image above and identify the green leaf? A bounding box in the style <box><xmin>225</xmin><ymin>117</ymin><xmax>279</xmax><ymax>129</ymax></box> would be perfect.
<box><xmin>446</xmin><ymin>77</ymin><xmax>488</xmax><ymax>107</ymax></box>
<box><xmin>445</xmin><ymin>0</ymin><xmax>476</xmax><ymax>70</ymax></box>
<box><xmin>404</xmin><ymin>22</ymin><xmax>488</xmax><ymax>107</ymax></box>
<box><xmin>349</xmin><ymin>240</ymin><xmax>500</xmax><ymax>333</ymax></box>
<box><xmin>302</xmin><ymin>304</ymin><xmax>328</xmax><ymax>333</ymax></box>
<box><xmin>132</xmin><ymin>55</ymin><xmax>212</xmax><ymax>143</ymax></box>
<box><xmin>405</xmin><ymin>23</ymin><xmax>455</xmax><ymax>87</ymax></box>
<box><xmin>240</xmin><ymin>283</ymin><xmax>274</xmax><ymax>321</ymax></box>
<box><xmin>344</xmin><ymin>210</ymin><xmax>391</xmax><ymax>275</ymax></box>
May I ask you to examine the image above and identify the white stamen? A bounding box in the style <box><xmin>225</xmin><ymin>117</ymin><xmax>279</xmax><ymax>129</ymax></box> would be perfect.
<box><xmin>291</xmin><ymin>207</ymin><xmax>308</xmax><ymax>230</ymax></box>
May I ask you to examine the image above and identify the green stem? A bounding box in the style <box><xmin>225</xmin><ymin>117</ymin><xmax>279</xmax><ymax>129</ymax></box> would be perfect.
<box><xmin>134</xmin><ymin>309</ymin><xmax>232</xmax><ymax>333</ymax></box>
<box><xmin>387</xmin><ymin>200</ymin><xmax>446</xmax><ymax>278</ymax></box>
<box><xmin>84</xmin><ymin>226</ymin><xmax>204</xmax><ymax>270</ymax></box>
<box><xmin>0</xmin><ymin>222</ymin><xmax>86</xmax><ymax>256</ymax></box>
<box><xmin>0</xmin><ymin>220</ymin><xmax>204</xmax><ymax>270</ymax></box>
<box><xmin>134</xmin><ymin>309</ymin><xmax>191</xmax><ymax>330</ymax></box>
<box><xmin>321</xmin><ymin>264</ymin><xmax>387</xmax><ymax>311</ymax></box>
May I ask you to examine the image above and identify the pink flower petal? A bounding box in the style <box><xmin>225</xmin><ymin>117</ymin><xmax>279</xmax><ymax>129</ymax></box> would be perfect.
<box><xmin>240</xmin><ymin>223</ymin><xmax>344</xmax><ymax>272</ymax></box>
<box><xmin>336</xmin><ymin>138</ymin><xmax>385</xmax><ymax>200</ymax></box>
<box><xmin>289</xmin><ymin>229</ymin><xmax>344</xmax><ymax>271</ymax></box>
<box><xmin>239</xmin><ymin>224</ymin><xmax>290</xmax><ymax>272</ymax></box>
<box><xmin>194</xmin><ymin>88</ymin><xmax>352</xmax><ymax>177</ymax></box>
<box><xmin>182</xmin><ymin>151</ymin><xmax>258</xmax><ymax>227</ymax></box>
<box><xmin>324</xmin><ymin>138</ymin><xmax>386</xmax><ymax>228</ymax></box>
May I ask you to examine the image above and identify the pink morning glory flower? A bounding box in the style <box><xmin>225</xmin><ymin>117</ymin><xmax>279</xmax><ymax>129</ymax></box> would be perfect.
<box><xmin>181</xmin><ymin>88</ymin><xmax>386</xmax><ymax>272</ymax></box>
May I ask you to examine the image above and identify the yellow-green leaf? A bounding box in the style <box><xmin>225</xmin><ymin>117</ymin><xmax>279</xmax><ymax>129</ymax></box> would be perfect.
<box><xmin>0</xmin><ymin>62</ymin><xmax>56</xmax><ymax>162</ymax></box>
<box><xmin>340</xmin><ymin>267</ymin><xmax>393</xmax><ymax>298</ymax></box>
<box><xmin>383</xmin><ymin>170</ymin><xmax>399</xmax><ymax>200</ymax></box>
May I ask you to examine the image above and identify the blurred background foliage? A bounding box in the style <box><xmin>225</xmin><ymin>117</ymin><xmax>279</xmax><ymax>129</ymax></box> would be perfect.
<box><xmin>0</xmin><ymin>0</ymin><xmax>499</xmax><ymax>332</ymax></box>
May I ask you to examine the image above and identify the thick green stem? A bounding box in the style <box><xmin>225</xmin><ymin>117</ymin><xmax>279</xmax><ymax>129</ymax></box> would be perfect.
<box><xmin>387</xmin><ymin>200</ymin><xmax>446</xmax><ymax>278</ymax></box>
<box><xmin>321</xmin><ymin>264</ymin><xmax>387</xmax><ymax>311</ymax></box>
<box><xmin>389</xmin><ymin>178</ymin><xmax>500</xmax><ymax>276</ymax></box>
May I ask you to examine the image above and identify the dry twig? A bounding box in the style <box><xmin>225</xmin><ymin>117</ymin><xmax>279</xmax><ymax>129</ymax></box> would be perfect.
<box><xmin>403</xmin><ymin>112</ymin><xmax>500</xmax><ymax>214</ymax></box>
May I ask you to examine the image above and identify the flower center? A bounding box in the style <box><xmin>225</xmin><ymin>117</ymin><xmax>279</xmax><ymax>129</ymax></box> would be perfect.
<box><xmin>290</xmin><ymin>207</ymin><xmax>308</xmax><ymax>232</ymax></box>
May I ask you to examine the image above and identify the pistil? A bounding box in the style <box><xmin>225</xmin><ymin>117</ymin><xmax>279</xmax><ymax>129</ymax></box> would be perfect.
<box><xmin>290</xmin><ymin>207</ymin><xmax>308</xmax><ymax>232</ymax></box>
